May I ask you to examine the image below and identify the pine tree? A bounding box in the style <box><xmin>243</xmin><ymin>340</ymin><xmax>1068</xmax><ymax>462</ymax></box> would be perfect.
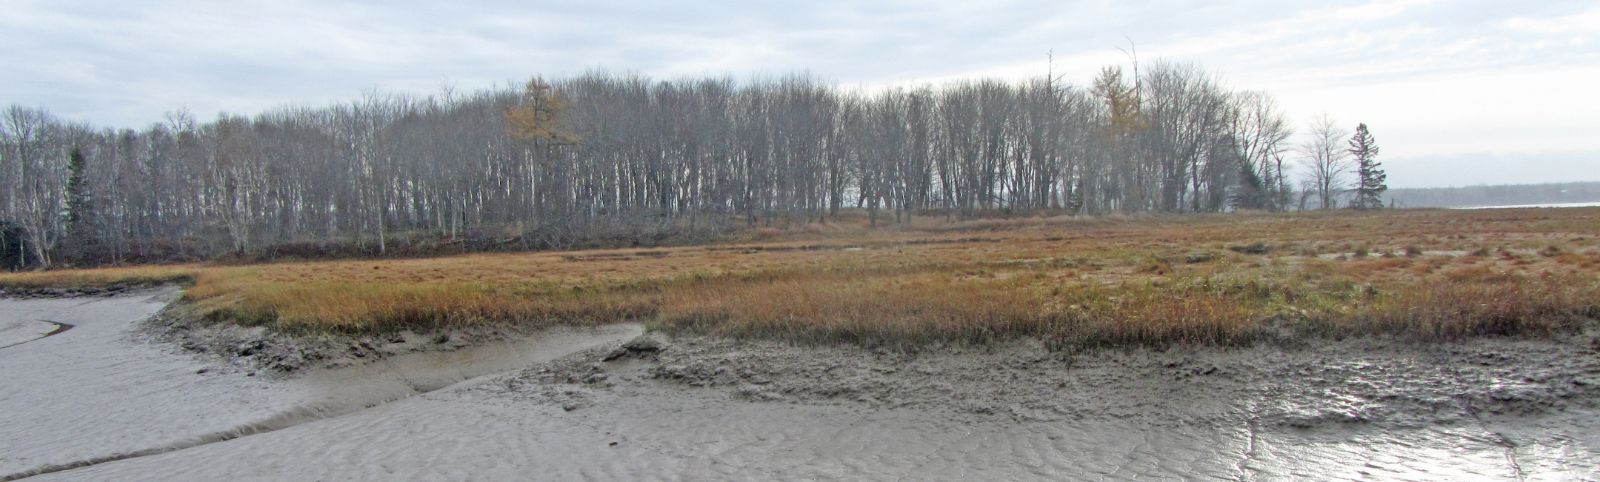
<box><xmin>62</xmin><ymin>146</ymin><xmax>92</xmax><ymax>262</ymax></box>
<box><xmin>1232</xmin><ymin>157</ymin><xmax>1269</xmax><ymax>210</ymax></box>
<box><xmin>64</xmin><ymin>147</ymin><xmax>90</xmax><ymax>236</ymax></box>
<box><xmin>1348</xmin><ymin>123</ymin><xmax>1386</xmax><ymax>210</ymax></box>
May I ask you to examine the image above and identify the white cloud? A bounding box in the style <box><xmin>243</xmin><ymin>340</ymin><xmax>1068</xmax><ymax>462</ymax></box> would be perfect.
<box><xmin>1326</xmin><ymin>0</ymin><xmax>1439</xmax><ymax>22</ymax></box>
<box><xmin>1502</xmin><ymin>6</ymin><xmax>1600</xmax><ymax>34</ymax></box>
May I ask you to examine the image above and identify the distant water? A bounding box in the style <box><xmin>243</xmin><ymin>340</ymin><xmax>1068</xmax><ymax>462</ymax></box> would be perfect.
<box><xmin>1457</xmin><ymin>201</ymin><xmax>1600</xmax><ymax>209</ymax></box>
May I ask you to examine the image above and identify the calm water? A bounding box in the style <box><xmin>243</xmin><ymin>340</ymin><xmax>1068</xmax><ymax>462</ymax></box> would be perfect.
<box><xmin>1458</xmin><ymin>201</ymin><xmax>1600</xmax><ymax>209</ymax></box>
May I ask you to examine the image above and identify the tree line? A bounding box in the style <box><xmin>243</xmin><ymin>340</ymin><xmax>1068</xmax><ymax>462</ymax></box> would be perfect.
<box><xmin>3</xmin><ymin>61</ymin><xmax>1380</xmax><ymax>269</ymax></box>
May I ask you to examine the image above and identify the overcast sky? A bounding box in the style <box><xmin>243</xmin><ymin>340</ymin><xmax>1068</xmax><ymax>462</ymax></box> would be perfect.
<box><xmin>3</xmin><ymin>0</ymin><xmax>1597</xmax><ymax>188</ymax></box>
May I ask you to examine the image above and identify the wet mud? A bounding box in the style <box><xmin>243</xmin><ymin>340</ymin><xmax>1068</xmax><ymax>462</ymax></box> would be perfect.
<box><xmin>5</xmin><ymin>289</ymin><xmax>1597</xmax><ymax>480</ymax></box>
<box><xmin>0</xmin><ymin>289</ymin><xmax>640</xmax><ymax>480</ymax></box>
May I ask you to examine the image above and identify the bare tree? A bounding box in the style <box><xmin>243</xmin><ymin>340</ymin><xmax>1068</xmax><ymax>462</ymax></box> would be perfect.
<box><xmin>1299</xmin><ymin>113</ymin><xmax>1351</xmax><ymax>210</ymax></box>
<box><xmin>1</xmin><ymin>106</ymin><xmax>67</xmax><ymax>267</ymax></box>
<box><xmin>1226</xmin><ymin>91</ymin><xmax>1292</xmax><ymax>210</ymax></box>
<box><xmin>2</xmin><ymin>61</ymin><xmax>1353</xmax><ymax>268</ymax></box>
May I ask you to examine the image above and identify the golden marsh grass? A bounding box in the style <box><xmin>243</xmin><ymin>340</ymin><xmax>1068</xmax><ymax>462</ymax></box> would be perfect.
<box><xmin>3</xmin><ymin>208</ymin><xmax>1598</xmax><ymax>346</ymax></box>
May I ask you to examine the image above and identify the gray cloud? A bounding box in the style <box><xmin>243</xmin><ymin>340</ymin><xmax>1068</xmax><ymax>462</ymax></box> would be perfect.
<box><xmin>3</xmin><ymin>0</ymin><xmax>1596</xmax><ymax>186</ymax></box>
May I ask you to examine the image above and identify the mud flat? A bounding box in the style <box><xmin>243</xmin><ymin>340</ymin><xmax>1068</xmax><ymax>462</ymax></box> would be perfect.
<box><xmin>0</xmin><ymin>289</ymin><xmax>640</xmax><ymax>481</ymax></box>
<box><xmin>0</xmin><ymin>318</ymin><xmax>69</xmax><ymax>349</ymax></box>
<box><xmin>15</xmin><ymin>314</ymin><xmax>1599</xmax><ymax>481</ymax></box>
<box><xmin>5</xmin><ymin>289</ymin><xmax>1599</xmax><ymax>480</ymax></box>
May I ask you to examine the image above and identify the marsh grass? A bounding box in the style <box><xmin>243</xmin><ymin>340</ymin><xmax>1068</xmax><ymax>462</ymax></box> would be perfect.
<box><xmin>0</xmin><ymin>264</ymin><xmax>197</xmax><ymax>290</ymax></box>
<box><xmin>4</xmin><ymin>208</ymin><xmax>1598</xmax><ymax>346</ymax></box>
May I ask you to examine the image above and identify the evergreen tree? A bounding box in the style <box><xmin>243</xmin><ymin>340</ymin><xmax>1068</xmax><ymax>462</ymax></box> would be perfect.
<box><xmin>0</xmin><ymin>221</ymin><xmax>29</xmax><ymax>270</ymax></box>
<box><xmin>1232</xmin><ymin>157</ymin><xmax>1269</xmax><ymax>210</ymax></box>
<box><xmin>64</xmin><ymin>147</ymin><xmax>89</xmax><ymax>232</ymax></box>
<box><xmin>1348</xmin><ymin>123</ymin><xmax>1386</xmax><ymax>210</ymax></box>
<box><xmin>62</xmin><ymin>146</ymin><xmax>91</xmax><ymax>260</ymax></box>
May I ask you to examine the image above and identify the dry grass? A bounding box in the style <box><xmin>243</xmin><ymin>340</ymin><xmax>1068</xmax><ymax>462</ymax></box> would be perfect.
<box><xmin>0</xmin><ymin>264</ymin><xmax>198</xmax><ymax>290</ymax></box>
<box><xmin>4</xmin><ymin>208</ymin><xmax>1599</xmax><ymax>347</ymax></box>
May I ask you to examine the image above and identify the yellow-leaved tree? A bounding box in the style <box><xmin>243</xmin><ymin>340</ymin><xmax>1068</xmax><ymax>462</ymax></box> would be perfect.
<box><xmin>505</xmin><ymin>77</ymin><xmax>582</xmax><ymax>236</ymax></box>
<box><xmin>505</xmin><ymin>78</ymin><xmax>578</xmax><ymax>145</ymax></box>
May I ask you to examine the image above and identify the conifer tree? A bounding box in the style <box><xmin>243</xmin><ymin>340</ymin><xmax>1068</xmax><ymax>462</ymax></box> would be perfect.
<box><xmin>63</xmin><ymin>146</ymin><xmax>90</xmax><ymax>243</ymax></box>
<box><xmin>1348</xmin><ymin>123</ymin><xmax>1386</xmax><ymax>210</ymax></box>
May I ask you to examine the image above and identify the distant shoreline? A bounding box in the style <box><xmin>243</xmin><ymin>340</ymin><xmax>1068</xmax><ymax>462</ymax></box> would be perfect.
<box><xmin>1457</xmin><ymin>201</ymin><xmax>1600</xmax><ymax>209</ymax></box>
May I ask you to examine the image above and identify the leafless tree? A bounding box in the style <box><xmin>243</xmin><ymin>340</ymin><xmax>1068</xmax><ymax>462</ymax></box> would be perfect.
<box><xmin>0</xmin><ymin>63</ymin><xmax>1336</xmax><ymax>268</ymax></box>
<box><xmin>1300</xmin><ymin>113</ymin><xmax>1352</xmax><ymax>210</ymax></box>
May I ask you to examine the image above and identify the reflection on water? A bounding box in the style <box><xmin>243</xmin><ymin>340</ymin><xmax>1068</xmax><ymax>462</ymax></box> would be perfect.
<box><xmin>1253</xmin><ymin>425</ymin><xmax>1516</xmax><ymax>480</ymax></box>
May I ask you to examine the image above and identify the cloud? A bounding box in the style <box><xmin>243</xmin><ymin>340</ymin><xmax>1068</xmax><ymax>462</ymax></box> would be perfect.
<box><xmin>1502</xmin><ymin>5</ymin><xmax>1600</xmax><ymax>35</ymax></box>
<box><xmin>1</xmin><ymin>0</ymin><xmax>1596</xmax><ymax>186</ymax></box>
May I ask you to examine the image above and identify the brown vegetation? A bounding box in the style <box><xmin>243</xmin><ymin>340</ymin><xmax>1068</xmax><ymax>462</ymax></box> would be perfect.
<box><xmin>3</xmin><ymin>208</ymin><xmax>1598</xmax><ymax>348</ymax></box>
